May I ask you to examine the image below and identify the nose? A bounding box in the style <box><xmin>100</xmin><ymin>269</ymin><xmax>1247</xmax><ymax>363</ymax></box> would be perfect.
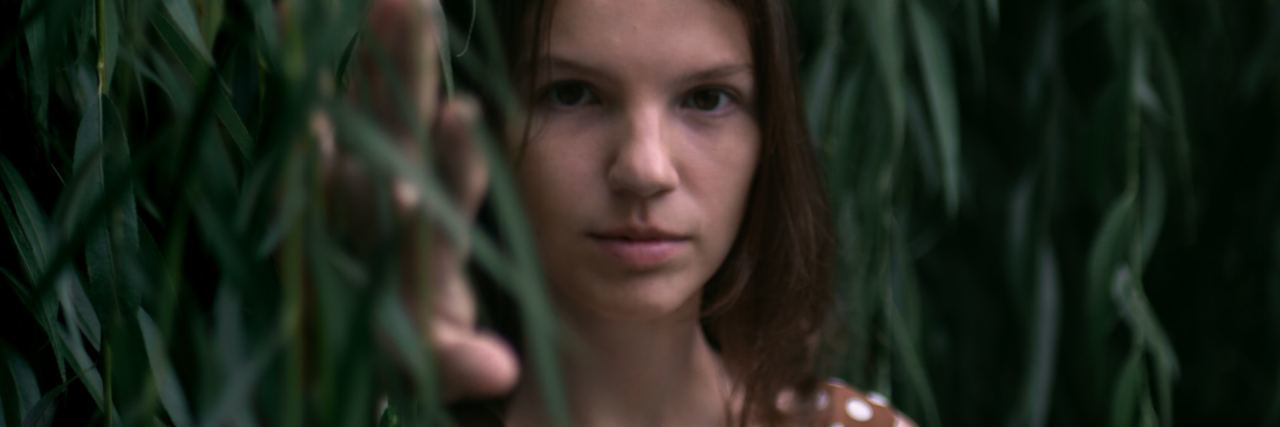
<box><xmin>606</xmin><ymin>105</ymin><xmax>678</xmax><ymax>199</ymax></box>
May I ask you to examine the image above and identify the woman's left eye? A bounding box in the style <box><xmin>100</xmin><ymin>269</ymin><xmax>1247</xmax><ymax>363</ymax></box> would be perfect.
<box><xmin>681</xmin><ymin>88</ymin><xmax>734</xmax><ymax>113</ymax></box>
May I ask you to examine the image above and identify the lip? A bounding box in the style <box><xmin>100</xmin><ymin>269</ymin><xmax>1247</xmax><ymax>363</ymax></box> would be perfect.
<box><xmin>588</xmin><ymin>227</ymin><xmax>691</xmax><ymax>269</ymax></box>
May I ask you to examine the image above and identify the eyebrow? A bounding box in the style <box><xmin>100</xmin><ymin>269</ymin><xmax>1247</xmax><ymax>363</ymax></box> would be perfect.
<box><xmin>540</xmin><ymin>56</ymin><xmax>753</xmax><ymax>86</ymax></box>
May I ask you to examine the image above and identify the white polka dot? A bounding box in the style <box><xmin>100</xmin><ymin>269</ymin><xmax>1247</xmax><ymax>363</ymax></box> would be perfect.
<box><xmin>866</xmin><ymin>391</ymin><xmax>889</xmax><ymax>407</ymax></box>
<box><xmin>830</xmin><ymin>422</ymin><xmax>845</xmax><ymax>427</ymax></box>
<box><xmin>845</xmin><ymin>397</ymin><xmax>874</xmax><ymax>422</ymax></box>
<box><xmin>894</xmin><ymin>416</ymin><xmax>911</xmax><ymax>427</ymax></box>
<box><xmin>815</xmin><ymin>391</ymin><xmax>830</xmax><ymax>409</ymax></box>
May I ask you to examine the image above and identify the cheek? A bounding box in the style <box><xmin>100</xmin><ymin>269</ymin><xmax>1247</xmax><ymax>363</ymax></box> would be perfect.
<box><xmin>677</xmin><ymin>115</ymin><xmax>760</xmax><ymax>271</ymax></box>
<box><xmin>514</xmin><ymin>119</ymin><xmax>605</xmax><ymax>232</ymax></box>
<box><xmin>686</xmin><ymin>117</ymin><xmax>760</xmax><ymax>220</ymax></box>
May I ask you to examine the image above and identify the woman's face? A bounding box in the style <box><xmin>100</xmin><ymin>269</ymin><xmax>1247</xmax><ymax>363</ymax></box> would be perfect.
<box><xmin>516</xmin><ymin>0</ymin><xmax>759</xmax><ymax>321</ymax></box>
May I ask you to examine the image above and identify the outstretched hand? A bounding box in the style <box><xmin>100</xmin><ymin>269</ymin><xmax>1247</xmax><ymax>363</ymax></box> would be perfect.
<box><xmin>310</xmin><ymin>0</ymin><xmax>520</xmax><ymax>402</ymax></box>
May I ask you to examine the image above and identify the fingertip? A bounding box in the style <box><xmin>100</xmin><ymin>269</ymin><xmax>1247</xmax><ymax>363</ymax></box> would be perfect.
<box><xmin>439</xmin><ymin>332</ymin><xmax>520</xmax><ymax>400</ymax></box>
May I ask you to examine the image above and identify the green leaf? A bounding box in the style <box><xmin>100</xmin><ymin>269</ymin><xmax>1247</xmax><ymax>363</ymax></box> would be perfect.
<box><xmin>0</xmin><ymin>156</ymin><xmax>52</xmax><ymax>286</ymax></box>
<box><xmin>19</xmin><ymin>381</ymin><xmax>66</xmax><ymax>427</ymax></box>
<box><xmin>21</xmin><ymin>0</ymin><xmax>49</xmax><ymax>129</ymax></box>
<box><xmin>67</xmin><ymin>277</ymin><xmax>102</xmax><ymax>351</ymax></box>
<box><xmin>432</xmin><ymin>1</ymin><xmax>455</xmax><ymax>97</ymax></box>
<box><xmin>1087</xmin><ymin>193</ymin><xmax>1135</xmax><ymax>311</ymax></box>
<box><xmin>855</xmin><ymin>0</ymin><xmax>906</xmax><ymax>171</ymax></box>
<box><xmin>1111</xmin><ymin>268</ymin><xmax>1179</xmax><ymax>425</ymax></box>
<box><xmin>3</xmin><ymin>349</ymin><xmax>40</xmax><ymax>425</ymax></box>
<box><xmin>909</xmin><ymin>0</ymin><xmax>961</xmax><ymax>216</ymax></box>
<box><xmin>1111</xmin><ymin>342</ymin><xmax>1145</xmax><ymax>427</ymax></box>
<box><xmin>98</xmin><ymin>0</ymin><xmax>120</xmax><ymax>93</ymax></box>
<box><xmin>161</xmin><ymin>0</ymin><xmax>213</xmax><ymax>64</ymax></box>
<box><xmin>374</xmin><ymin>290</ymin><xmax>453</xmax><ymax>426</ymax></box>
<box><xmin>1016</xmin><ymin>244</ymin><xmax>1061</xmax><ymax>427</ymax></box>
<box><xmin>471</xmin><ymin>121</ymin><xmax>570</xmax><ymax>427</ymax></box>
<box><xmin>804</xmin><ymin>39</ymin><xmax>839</xmax><ymax>140</ymax></box>
<box><xmin>136</xmin><ymin>309</ymin><xmax>194</xmax><ymax>427</ymax></box>
<box><xmin>243</xmin><ymin>0</ymin><xmax>279</xmax><ymax>56</ymax></box>
<box><xmin>152</xmin><ymin>4</ymin><xmax>252</xmax><ymax>158</ymax></box>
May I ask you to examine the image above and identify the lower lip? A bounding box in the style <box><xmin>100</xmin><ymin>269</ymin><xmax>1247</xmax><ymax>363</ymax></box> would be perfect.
<box><xmin>592</xmin><ymin>237</ymin><xmax>688</xmax><ymax>269</ymax></box>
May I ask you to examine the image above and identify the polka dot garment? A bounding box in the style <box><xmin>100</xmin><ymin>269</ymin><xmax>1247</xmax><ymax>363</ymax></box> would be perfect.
<box><xmin>815</xmin><ymin>380</ymin><xmax>916</xmax><ymax>427</ymax></box>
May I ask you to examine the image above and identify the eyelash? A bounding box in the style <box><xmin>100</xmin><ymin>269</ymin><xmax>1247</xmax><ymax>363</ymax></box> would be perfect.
<box><xmin>680</xmin><ymin>87</ymin><xmax>738</xmax><ymax>114</ymax></box>
<box><xmin>539</xmin><ymin>80</ymin><xmax>601</xmax><ymax>109</ymax></box>
<box><xmin>536</xmin><ymin>80</ymin><xmax>742</xmax><ymax>115</ymax></box>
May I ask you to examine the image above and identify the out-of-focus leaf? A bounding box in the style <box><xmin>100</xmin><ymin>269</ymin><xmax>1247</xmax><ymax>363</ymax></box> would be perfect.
<box><xmin>67</xmin><ymin>277</ymin><xmax>102</xmax><ymax>351</ymax></box>
<box><xmin>1112</xmin><ymin>269</ymin><xmax>1179</xmax><ymax>426</ymax></box>
<box><xmin>1087</xmin><ymin>194</ymin><xmax>1135</xmax><ymax>309</ymax></box>
<box><xmin>1149</xmin><ymin>29</ymin><xmax>1195</xmax><ymax>224</ymax></box>
<box><xmin>432</xmin><ymin>1</ymin><xmax>455</xmax><ymax>97</ymax></box>
<box><xmin>887</xmin><ymin>292</ymin><xmax>940</xmax><ymax>427</ymax></box>
<box><xmin>198</xmin><ymin>0</ymin><xmax>223</xmax><ymax>49</ymax></box>
<box><xmin>152</xmin><ymin>12</ymin><xmax>252</xmax><ymax>158</ymax></box>
<box><xmin>471</xmin><ymin>120</ymin><xmax>571</xmax><ymax>427</ymax></box>
<box><xmin>191</xmin><ymin>196</ymin><xmax>253</xmax><ymax>286</ymax></box>
<box><xmin>243</xmin><ymin>0</ymin><xmax>278</xmax><ymax>57</ymax></box>
<box><xmin>1139</xmin><ymin>149</ymin><xmax>1165</xmax><ymax>267</ymax></box>
<box><xmin>1016</xmin><ymin>244</ymin><xmax>1060</xmax><ymax>427</ymax></box>
<box><xmin>804</xmin><ymin>38</ymin><xmax>839</xmax><ymax>140</ymax></box>
<box><xmin>2</xmin><ymin>349</ymin><xmax>40</xmax><ymax>425</ymax></box>
<box><xmin>855</xmin><ymin>0</ymin><xmax>906</xmax><ymax>156</ymax></box>
<box><xmin>335</xmin><ymin>32</ymin><xmax>361</xmax><ymax>92</ymax></box>
<box><xmin>963</xmin><ymin>0</ymin><xmax>986</xmax><ymax>91</ymax></box>
<box><xmin>21</xmin><ymin>0</ymin><xmax>49</xmax><ymax>128</ymax></box>
<box><xmin>1111</xmin><ymin>341</ymin><xmax>1145</xmax><ymax>427</ymax></box>
<box><xmin>137</xmin><ymin>308</ymin><xmax>194</xmax><ymax>427</ymax></box>
<box><xmin>161</xmin><ymin>0</ymin><xmax>213</xmax><ymax>64</ymax></box>
<box><xmin>909</xmin><ymin>0</ymin><xmax>961</xmax><ymax>215</ymax></box>
<box><xmin>98</xmin><ymin>0</ymin><xmax>120</xmax><ymax>92</ymax></box>
<box><xmin>0</xmin><ymin>157</ymin><xmax>52</xmax><ymax>286</ymax></box>
<box><xmin>373</xmin><ymin>290</ymin><xmax>452</xmax><ymax>426</ymax></box>
<box><xmin>18</xmin><ymin>371</ymin><xmax>74</xmax><ymax>427</ymax></box>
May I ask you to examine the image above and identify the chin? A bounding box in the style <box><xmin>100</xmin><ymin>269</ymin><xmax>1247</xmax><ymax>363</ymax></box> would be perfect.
<box><xmin>551</xmin><ymin>269</ymin><xmax>708</xmax><ymax>322</ymax></box>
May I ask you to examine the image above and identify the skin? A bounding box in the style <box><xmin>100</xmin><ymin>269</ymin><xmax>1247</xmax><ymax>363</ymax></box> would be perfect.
<box><xmin>342</xmin><ymin>0</ymin><xmax>916</xmax><ymax>424</ymax></box>
<box><xmin>505</xmin><ymin>0</ymin><xmax>760</xmax><ymax>425</ymax></box>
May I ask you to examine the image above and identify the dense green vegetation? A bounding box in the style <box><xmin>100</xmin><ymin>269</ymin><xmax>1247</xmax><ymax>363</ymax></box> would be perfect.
<box><xmin>2</xmin><ymin>0</ymin><xmax>1278</xmax><ymax>426</ymax></box>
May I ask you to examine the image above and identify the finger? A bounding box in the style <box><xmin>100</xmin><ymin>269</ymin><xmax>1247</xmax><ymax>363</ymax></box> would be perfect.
<box><xmin>433</xmin><ymin>96</ymin><xmax>489</xmax><ymax>217</ymax></box>
<box><xmin>357</xmin><ymin>0</ymin><xmax>441</xmax><ymax>135</ymax></box>
<box><xmin>433</xmin><ymin>327</ymin><xmax>520</xmax><ymax>400</ymax></box>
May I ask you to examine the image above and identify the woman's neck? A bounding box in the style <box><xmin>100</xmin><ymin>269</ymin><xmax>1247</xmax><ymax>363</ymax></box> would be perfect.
<box><xmin>505</xmin><ymin>296</ymin><xmax>735</xmax><ymax>427</ymax></box>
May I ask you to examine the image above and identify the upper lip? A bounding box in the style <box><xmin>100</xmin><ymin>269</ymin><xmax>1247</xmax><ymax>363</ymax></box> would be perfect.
<box><xmin>589</xmin><ymin>225</ymin><xmax>690</xmax><ymax>241</ymax></box>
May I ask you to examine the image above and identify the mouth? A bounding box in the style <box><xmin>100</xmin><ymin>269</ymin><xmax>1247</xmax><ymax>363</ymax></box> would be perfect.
<box><xmin>588</xmin><ymin>227</ymin><xmax>691</xmax><ymax>269</ymax></box>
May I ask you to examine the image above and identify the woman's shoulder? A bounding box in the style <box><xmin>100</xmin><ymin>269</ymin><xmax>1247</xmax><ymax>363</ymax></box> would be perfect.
<box><xmin>812</xmin><ymin>379</ymin><xmax>916</xmax><ymax>427</ymax></box>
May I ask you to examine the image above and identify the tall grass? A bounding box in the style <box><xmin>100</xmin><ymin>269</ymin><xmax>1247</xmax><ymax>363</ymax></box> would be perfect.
<box><xmin>2</xmin><ymin>0</ymin><xmax>1278</xmax><ymax>426</ymax></box>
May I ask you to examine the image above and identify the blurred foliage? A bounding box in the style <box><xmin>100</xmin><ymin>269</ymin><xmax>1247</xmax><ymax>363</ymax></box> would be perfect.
<box><xmin>792</xmin><ymin>0</ymin><xmax>1280</xmax><ymax>426</ymax></box>
<box><xmin>1</xmin><ymin>0</ymin><xmax>1278</xmax><ymax>426</ymax></box>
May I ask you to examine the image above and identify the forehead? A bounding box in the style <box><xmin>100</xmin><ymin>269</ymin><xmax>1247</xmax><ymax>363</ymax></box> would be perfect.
<box><xmin>543</xmin><ymin>0</ymin><xmax>752</xmax><ymax>77</ymax></box>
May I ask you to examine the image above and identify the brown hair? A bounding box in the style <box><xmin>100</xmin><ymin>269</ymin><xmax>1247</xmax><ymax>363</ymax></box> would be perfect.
<box><xmin>489</xmin><ymin>0</ymin><xmax>834</xmax><ymax>424</ymax></box>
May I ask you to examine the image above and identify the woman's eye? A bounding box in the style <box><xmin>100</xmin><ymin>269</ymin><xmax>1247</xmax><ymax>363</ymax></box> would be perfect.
<box><xmin>682</xmin><ymin>88</ymin><xmax>733</xmax><ymax>112</ymax></box>
<box><xmin>545</xmin><ymin>81</ymin><xmax>598</xmax><ymax>107</ymax></box>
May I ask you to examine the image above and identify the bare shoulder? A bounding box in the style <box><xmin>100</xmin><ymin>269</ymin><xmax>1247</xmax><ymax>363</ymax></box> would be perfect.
<box><xmin>813</xmin><ymin>379</ymin><xmax>916</xmax><ymax>427</ymax></box>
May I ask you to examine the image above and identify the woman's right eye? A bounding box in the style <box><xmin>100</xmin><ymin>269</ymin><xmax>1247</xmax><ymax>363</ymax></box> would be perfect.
<box><xmin>543</xmin><ymin>81</ymin><xmax>599</xmax><ymax>108</ymax></box>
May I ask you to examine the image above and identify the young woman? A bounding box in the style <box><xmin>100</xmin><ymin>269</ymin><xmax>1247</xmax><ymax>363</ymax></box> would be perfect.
<box><xmin>358</xmin><ymin>0</ymin><xmax>918</xmax><ymax>425</ymax></box>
